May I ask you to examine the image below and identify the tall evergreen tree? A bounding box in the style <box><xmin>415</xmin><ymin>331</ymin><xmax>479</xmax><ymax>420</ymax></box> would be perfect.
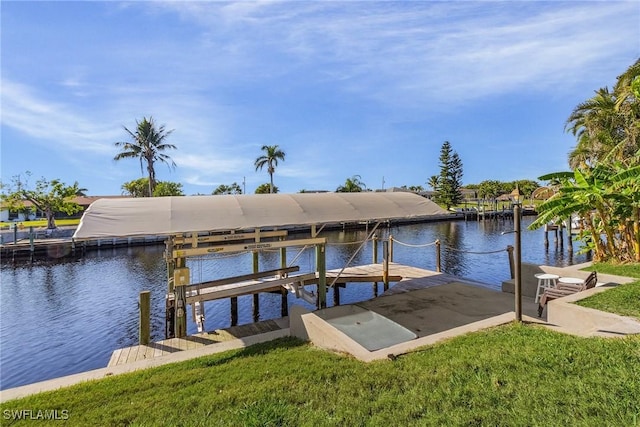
<box><xmin>434</xmin><ymin>141</ymin><xmax>464</xmax><ymax>209</ymax></box>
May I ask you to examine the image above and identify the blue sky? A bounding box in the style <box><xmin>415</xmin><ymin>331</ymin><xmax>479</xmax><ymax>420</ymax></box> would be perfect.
<box><xmin>1</xmin><ymin>1</ymin><xmax>639</xmax><ymax>196</ymax></box>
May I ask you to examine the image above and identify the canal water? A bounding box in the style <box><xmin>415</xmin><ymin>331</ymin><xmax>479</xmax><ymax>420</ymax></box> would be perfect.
<box><xmin>0</xmin><ymin>217</ymin><xmax>586</xmax><ymax>390</ymax></box>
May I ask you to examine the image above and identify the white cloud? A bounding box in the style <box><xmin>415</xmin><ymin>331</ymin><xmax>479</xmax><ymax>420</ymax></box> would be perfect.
<box><xmin>173</xmin><ymin>153</ymin><xmax>245</xmax><ymax>174</ymax></box>
<box><xmin>2</xmin><ymin>1</ymin><xmax>637</xmax><ymax>194</ymax></box>
<box><xmin>155</xmin><ymin>1</ymin><xmax>638</xmax><ymax>107</ymax></box>
<box><xmin>1</xmin><ymin>79</ymin><xmax>118</xmax><ymax>154</ymax></box>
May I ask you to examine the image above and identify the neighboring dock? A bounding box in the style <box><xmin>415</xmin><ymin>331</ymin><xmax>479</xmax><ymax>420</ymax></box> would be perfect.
<box><xmin>0</xmin><ymin>233</ymin><xmax>166</xmax><ymax>261</ymax></box>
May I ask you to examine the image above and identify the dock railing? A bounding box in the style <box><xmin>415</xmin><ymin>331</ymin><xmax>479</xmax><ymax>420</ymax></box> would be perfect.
<box><xmin>388</xmin><ymin>236</ymin><xmax>512</xmax><ymax>277</ymax></box>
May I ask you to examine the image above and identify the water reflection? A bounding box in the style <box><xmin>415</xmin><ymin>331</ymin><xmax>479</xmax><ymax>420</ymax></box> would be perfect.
<box><xmin>439</xmin><ymin>221</ymin><xmax>465</xmax><ymax>277</ymax></box>
<box><xmin>330</xmin><ymin>229</ymin><xmax>371</xmax><ymax>268</ymax></box>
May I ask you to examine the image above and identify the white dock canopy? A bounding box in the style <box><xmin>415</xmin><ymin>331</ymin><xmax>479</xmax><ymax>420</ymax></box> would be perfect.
<box><xmin>73</xmin><ymin>192</ymin><xmax>450</xmax><ymax>239</ymax></box>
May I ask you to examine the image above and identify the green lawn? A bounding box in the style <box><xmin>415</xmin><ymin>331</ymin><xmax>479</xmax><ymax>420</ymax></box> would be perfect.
<box><xmin>578</xmin><ymin>262</ymin><xmax>640</xmax><ymax>320</ymax></box>
<box><xmin>2</xmin><ymin>258</ymin><xmax>638</xmax><ymax>426</ymax></box>
<box><xmin>1</xmin><ymin>323</ymin><xmax>639</xmax><ymax>426</ymax></box>
<box><xmin>585</xmin><ymin>262</ymin><xmax>640</xmax><ymax>279</ymax></box>
<box><xmin>577</xmin><ymin>280</ymin><xmax>640</xmax><ymax>320</ymax></box>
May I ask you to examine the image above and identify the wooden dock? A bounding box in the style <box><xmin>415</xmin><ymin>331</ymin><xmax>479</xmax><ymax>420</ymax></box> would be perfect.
<box><xmin>108</xmin><ymin>263</ymin><xmax>498</xmax><ymax>367</ymax></box>
<box><xmin>0</xmin><ymin>235</ymin><xmax>166</xmax><ymax>261</ymax></box>
<box><xmin>108</xmin><ymin>318</ymin><xmax>288</xmax><ymax>367</ymax></box>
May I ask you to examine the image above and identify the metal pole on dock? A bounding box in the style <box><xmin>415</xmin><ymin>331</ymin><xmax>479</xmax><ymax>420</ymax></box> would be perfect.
<box><xmin>139</xmin><ymin>291</ymin><xmax>151</xmax><ymax>345</ymax></box>
<box><xmin>435</xmin><ymin>239</ymin><xmax>441</xmax><ymax>273</ymax></box>
<box><xmin>514</xmin><ymin>204</ymin><xmax>522</xmax><ymax>322</ymax></box>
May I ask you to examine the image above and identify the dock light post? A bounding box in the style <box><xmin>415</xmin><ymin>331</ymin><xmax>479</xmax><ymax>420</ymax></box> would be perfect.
<box><xmin>502</xmin><ymin>203</ymin><xmax>523</xmax><ymax>322</ymax></box>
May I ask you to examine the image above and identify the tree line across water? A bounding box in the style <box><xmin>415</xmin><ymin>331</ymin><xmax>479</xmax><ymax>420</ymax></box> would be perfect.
<box><xmin>1</xmin><ymin>59</ymin><xmax>638</xmax><ymax>264</ymax></box>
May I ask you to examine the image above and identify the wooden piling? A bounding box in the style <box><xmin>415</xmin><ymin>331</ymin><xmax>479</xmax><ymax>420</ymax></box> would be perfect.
<box><xmin>230</xmin><ymin>297</ymin><xmax>238</xmax><ymax>326</ymax></box>
<box><xmin>559</xmin><ymin>224</ymin><xmax>564</xmax><ymax>248</ymax></box>
<box><xmin>29</xmin><ymin>227</ymin><xmax>34</xmax><ymax>253</ymax></box>
<box><xmin>567</xmin><ymin>217</ymin><xmax>573</xmax><ymax>254</ymax></box>
<box><xmin>139</xmin><ymin>291</ymin><xmax>151</xmax><ymax>345</ymax></box>
<box><xmin>389</xmin><ymin>235</ymin><xmax>394</xmax><ymax>263</ymax></box>
<box><xmin>544</xmin><ymin>224</ymin><xmax>549</xmax><ymax>248</ymax></box>
<box><xmin>372</xmin><ymin>235</ymin><xmax>378</xmax><ymax>263</ymax></box>
<box><xmin>173</xmin><ymin>255</ymin><xmax>188</xmax><ymax>338</ymax></box>
<box><xmin>372</xmin><ymin>235</ymin><xmax>379</xmax><ymax>295</ymax></box>
<box><xmin>383</xmin><ymin>240</ymin><xmax>389</xmax><ymax>291</ymax></box>
<box><xmin>316</xmin><ymin>243</ymin><xmax>327</xmax><ymax>309</ymax></box>
<box><xmin>280</xmin><ymin>246</ymin><xmax>288</xmax><ymax>317</ymax></box>
<box><xmin>252</xmin><ymin>251</ymin><xmax>260</xmax><ymax>322</ymax></box>
<box><xmin>435</xmin><ymin>239</ymin><xmax>441</xmax><ymax>273</ymax></box>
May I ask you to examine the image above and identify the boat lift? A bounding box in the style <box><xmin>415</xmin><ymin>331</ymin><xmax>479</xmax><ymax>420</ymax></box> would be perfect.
<box><xmin>164</xmin><ymin>229</ymin><xmax>328</xmax><ymax>338</ymax></box>
<box><xmin>71</xmin><ymin>192</ymin><xmax>451</xmax><ymax>340</ymax></box>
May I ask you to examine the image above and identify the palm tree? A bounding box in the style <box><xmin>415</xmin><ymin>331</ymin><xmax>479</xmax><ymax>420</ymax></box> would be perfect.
<box><xmin>566</xmin><ymin>88</ymin><xmax>622</xmax><ymax>169</ymax></box>
<box><xmin>613</xmin><ymin>58</ymin><xmax>640</xmax><ymax>109</ymax></box>
<box><xmin>114</xmin><ymin>117</ymin><xmax>177</xmax><ymax>196</ymax></box>
<box><xmin>613</xmin><ymin>59</ymin><xmax>640</xmax><ymax>164</ymax></box>
<box><xmin>566</xmin><ymin>62</ymin><xmax>639</xmax><ymax>170</ymax></box>
<box><xmin>254</xmin><ymin>145</ymin><xmax>285</xmax><ymax>194</ymax></box>
<box><xmin>255</xmin><ymin>183</ymin><xmax>278</xmax><ymax>194</ymax></box>
<box><xmin>336</xmin><ymin>175</ymin><xmax>366</xmax><ymax>192</ymax></box>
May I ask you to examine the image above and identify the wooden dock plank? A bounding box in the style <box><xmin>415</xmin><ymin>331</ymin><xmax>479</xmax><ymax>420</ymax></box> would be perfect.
<box><xmin>108</xmin><ymin>349</ymin><xmax>122</xmax><ymax>367</ymax></box>
<box><xmin>153</xmin><ymin>341</ymin><xmax>164</xmax><ymax>358</ymax></box>
<box><xmin>142</xmin><ymin>344</ymin><xmax>155</xmax><ymax>360</ymax></box>
<box><xmin>116</xmin><ymin>346</ymin><xmax>131</xmax><ymax>366</ymax></box>
<box><xmin>125</xmin><ymin>345</ymin><xmax>140</xmax><ymax>364</ymax></box>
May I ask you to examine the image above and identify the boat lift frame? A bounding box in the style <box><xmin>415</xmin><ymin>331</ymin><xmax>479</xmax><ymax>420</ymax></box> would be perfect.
<box><xmin>164</xmin><ymin>229</ymin><xmax>328</xmax><ymax>339</ymax></box>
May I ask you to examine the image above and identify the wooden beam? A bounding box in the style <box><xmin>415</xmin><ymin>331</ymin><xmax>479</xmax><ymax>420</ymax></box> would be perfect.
<box><xmin>300</xmin><ymin>275</ymin><xmax>402</xmax><ymax>285</ymax></box>
<box><xmin>317</xmin><ymin>244</ymin><xmax>326</xmax><ymax>309</ymax></box>
<box><xmin>186</xmin><ymin>273</ymin><xmax>317</xmax><ymax>304</ymax></box>
<box><xmin>186</xmin><ymin>266</ymin><xmax>300</xmax><ymax>292</ymax></box>
<box><xmin>172</xmin><ymin>230</ymin><xmax>288</xmax><ymax>245</ymax></box>
<box><xmin>252</xmin><ymin>251</ymin><xmax>259</xmax><ymax>322</ymax></box>
<box><xmin>139</xmin><ymin>291</ymin><xmax>150</xmax><ymax>345</ymax></box>
<box><xmin>173</xmin><ymin>237</ymin><xmax>326</xmax><ymax>258</ymax></box>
